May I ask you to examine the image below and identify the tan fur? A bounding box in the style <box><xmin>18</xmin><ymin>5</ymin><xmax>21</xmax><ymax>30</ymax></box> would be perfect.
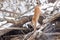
<box><xmin>32</xmin><ymin>5</ymin><xmax>41</xmax><ymax>31</ymax></box>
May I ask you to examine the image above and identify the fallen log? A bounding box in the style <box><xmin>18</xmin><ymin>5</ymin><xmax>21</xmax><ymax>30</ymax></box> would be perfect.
<box><xmin>0</xmin><ymin>27</ymin><xmax>30</xmax><ymax>30</ymax></box>
<box><xmin>0</xmin><ymin>23</ymin><xmax>14</xmax><ymax>36</ymax></box>
<box><xmin>6</xmin><ymin>16</ymin><xmax>32</xmax><ymax>27</ymax></box>
<box><xmin>6</xmin><ymin>15</ymin><xmax>44</xmax><ymax>27</ymax></box>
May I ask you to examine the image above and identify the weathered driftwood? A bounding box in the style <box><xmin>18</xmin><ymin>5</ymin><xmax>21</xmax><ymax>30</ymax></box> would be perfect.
<box><xmin>0</xmin><ymin>16</ymin><xmax>32</xmax><ymax>36</ymax></box>
<box><xmin>24</xmin><ymin>31</ymin><xmax>34</xmax><ymax>40</ymax></box>
<box><xmin>24</xmin><ymin>13</ymin><xmax>60</xmax><ymax>40</ymax></box>
<box><xmin>0</xmin><ymin>27</ymin><xmax>28</xmax><ymax>30</ymax></box>
<box><xmin>0</xmin><ymin>14</ymin><xmax>44</xmax><ymax>27</ymax></box>
<box><xmin>0</xmin><ymin>23</ymin><xmax>13</xmax><ymax>36</ymax></box>
<box><xmin>6</xmin><ymin>15</ymin><xmax>43</xmax><ymax>27</ymax></box>
<box><xmin>43</xmin><ymin>13</ymin><xmax>60</xmax><ymax>24</ymax></box>
<box><xmin>0</xmin><ymin>16</ymin><xmax>32</xmax><ymax>26</ymax></box>
<box><xmin>0</xmin><ymin>26</ymin><xmax>31</xmax><ymax>36</ymax></box>
<box><xmin>0</xmin><ymin>12</ymin><xmax>60</xmax><ymax>38</ymax></box>
<box><xmin>24</xmin><ymin>23</ymin><xmax>49</xmax><ymax>40</ymax></box>
<box><xmin>6</xmin><ymin>16</ymin><xmax>32</xmax><ymax>27</ymax></box>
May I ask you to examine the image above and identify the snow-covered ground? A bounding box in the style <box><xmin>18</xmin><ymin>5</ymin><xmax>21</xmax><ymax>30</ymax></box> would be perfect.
<box><xmin>0</xmin><ymin>0</ymin><xmax>60</xmax><ymax>29</ymax></box>
<box><xmin>0</xmin><ymin>0</ymin><xmax>49</xmax><ymax>17</ymax></box>
<box><xmin>0</xmin><ymin>21</ymin><xmax>13</xmax><ymax>30</ymax></box>
<box><xmin>0</xmin><ymin>23</ymin><xmax>13</xmax><ymax>30</ymax></box>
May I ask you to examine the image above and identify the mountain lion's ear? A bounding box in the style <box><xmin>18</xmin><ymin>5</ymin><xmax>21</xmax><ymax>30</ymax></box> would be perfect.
<box><xmin>36</xmin><ymin>0</ymin><xmax>41</xmax><ymax>5</ymax></box>
<box><xmin>36</xmin><ymin>2</ymin><xmax>39</xmax><ymax>4</ymax></box>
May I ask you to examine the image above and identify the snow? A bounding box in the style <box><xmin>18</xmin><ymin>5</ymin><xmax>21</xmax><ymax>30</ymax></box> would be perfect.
<box><xmin>2</xmin><ymin>23</ymin><xmax>13</xmax><ymax>28</ymax></box>
<box><xmin>5</xmin><ymin>7</ymin><xmax>13</xmax><ymax>11</ymax></box>
<box><xmin>2</xmin><ymin>1</ymin><xmax>9</xmax><ymax>9</ymax></box>
<box><xmin>0</xmin><ymin>12</ymin><xmax>3</xmax><ymax>17</ymax></box>
<box><xmin>23</xmin><ymin>21</ymin><xmax>40</xmax><ymax>28</ymax></box>
<box><xmin>41</xmin><ymin>1</ymin><xmax>60</xmax><ymax>14</ymax></box>
<box><xmin>47</xmin><ymin>7</ymin><xmax>53</xmax><ymax>12</ymax></box>
<box><xmin>40</xmin><ymin>0</ymin><xmax>48</xmax><ymax>4</ymax></box>
<box><xmin>0</xmin><ymin>21</ymin><xmax>7</xmax><ymax>26</ymax></box>
<box><xmin>23</xmin><ymin>22</ymin><xmax>31</xmax><ymax>28</ymax></box>
<box><xmin>52</xmin><ymin>23</ymin><xmax>55</xmax><ymax>26</ymax></box>
<box><xmin>19</xmin><ymin>2</ymin><xmax>27</xmax><ymax>13</ymax></box>
<box><xmin>5</xmin><ymin>17</ymin><xmax>15</xmax><ymax>20</ymax></box>
<box><xmin>0</xmin><ymin>0</ymin><xmax>49</xmax><ymax>17</ymax></box>
<box><xmin>41</xmin><ymin>4</ymin><xmax>49</xmax><ymax>9</ymax></box>
<box><xmin>0</xmin><ymin>23</ymin><xmax>13</xmax><ymax>30</ymax></box>
<box><xmin>22</xmin><ymin>12</ymin><xmax>34</xmax><ymax>16</ymax></box>
<box><xmin>47</xmin><ymin>3</ymin><xmax>54</xmax><ymax>6</ymax></box>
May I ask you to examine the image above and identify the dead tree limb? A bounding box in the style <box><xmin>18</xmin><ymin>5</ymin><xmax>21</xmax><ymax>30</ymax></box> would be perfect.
<box><xmin>24</xmin><ymin>23</ymin><xmax>49</xmax><ymax>40</ymax></box>
<box><xmin>0</xmin><ymin>27</ymin><xmax>28</xmax><ymax>30</ymax></box>
<box><xmin>0</xmin><ymin>26</ymin><xmax>31</xmax><ymax>36</ymax></box>
<box><xmin>43</xmin><ymin>13</ymin><xmax>60</xmax><ymax>24</ymax></box>
<box><xmin>6</xmin><ymin>16</ymin><xmax>32</xmax><ymax>26</ymax></box>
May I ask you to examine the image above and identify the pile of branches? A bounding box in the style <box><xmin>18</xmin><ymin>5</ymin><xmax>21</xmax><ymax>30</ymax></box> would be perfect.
<box><xmin>0</xmin><ymin>0</ymin><xmax>60</xmax><ymax>40</ymax></box>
